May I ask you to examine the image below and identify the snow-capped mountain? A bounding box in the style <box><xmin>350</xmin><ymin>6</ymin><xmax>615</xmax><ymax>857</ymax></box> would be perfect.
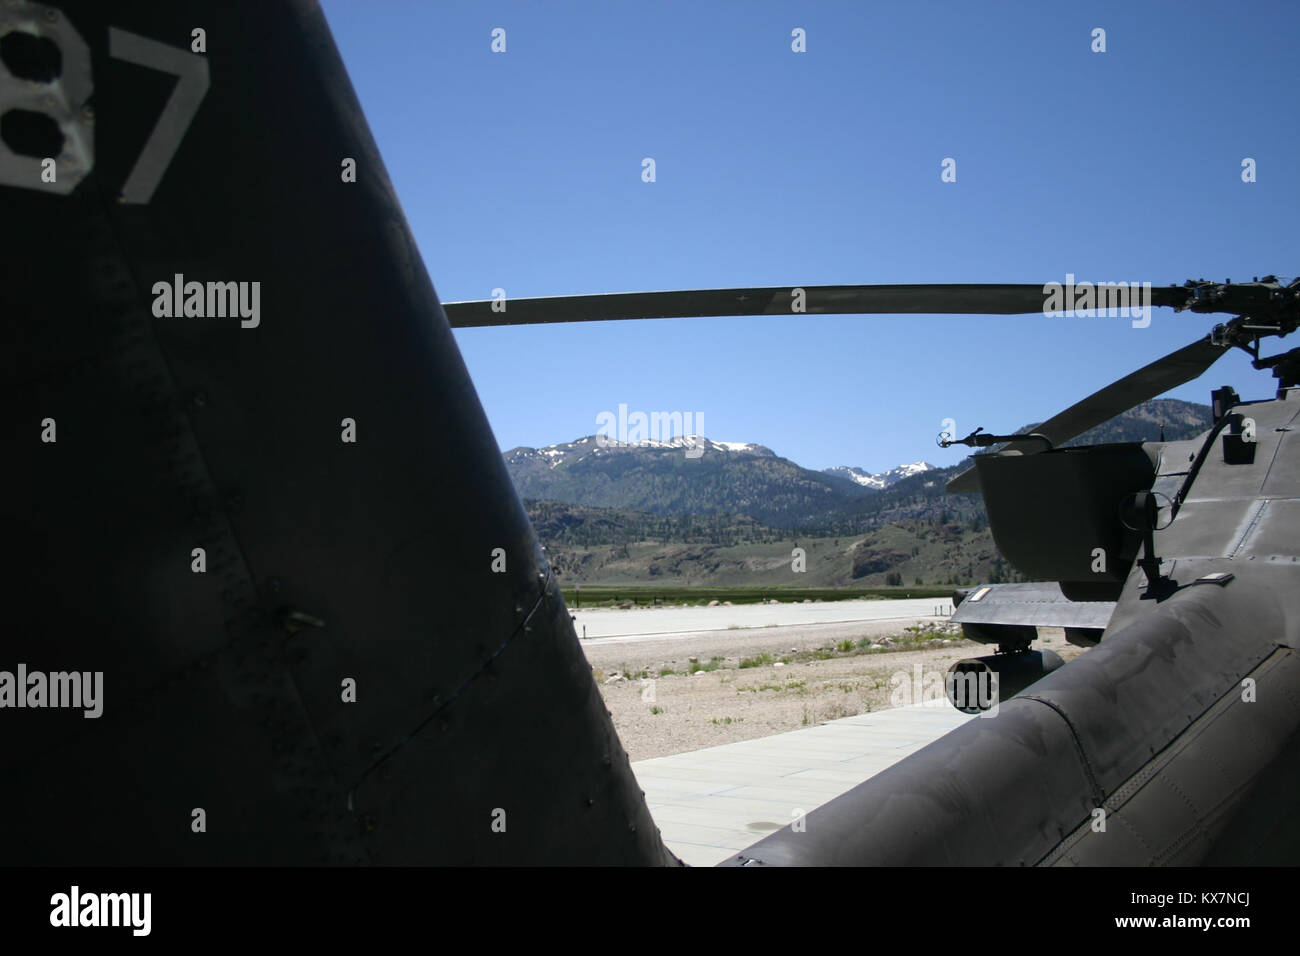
<box><xmin>501</xmin><ymin>400</ymin><xmax>1213</xmax><ymax>531</ymax></box>
<box><xmin>822</xmin><ymin>461</ymin><xmax>935</xmax><ymax>490</ymax></box>
<box><xmin>505</xmin><ymin>435</ymin><xmax>776</xmax><ymax>470</ymax></box>
<box><xmin>503</xmin><ymin>435</ymin><xmax>850</xmax><ymax>527</ymax></box>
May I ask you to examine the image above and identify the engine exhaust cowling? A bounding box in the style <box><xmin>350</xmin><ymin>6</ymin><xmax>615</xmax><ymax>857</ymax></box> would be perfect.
<box><xmin>945</xmin><ymin>649</ymin><xmax>1065</xmax><ymax>714</ymax></box>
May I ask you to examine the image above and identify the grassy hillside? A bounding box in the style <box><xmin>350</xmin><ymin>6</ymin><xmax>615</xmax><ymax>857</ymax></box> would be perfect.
<box><xmin>543</xmin><ymin>513</ymin><xmax>1020</xmax><ymax>588</ymax></box>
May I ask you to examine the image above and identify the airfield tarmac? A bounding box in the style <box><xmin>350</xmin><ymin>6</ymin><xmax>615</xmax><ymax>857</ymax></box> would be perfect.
<box><xmin>579</xmin><ymin>598</ymin><xmax>1083</xmax><ymax>760</ymax></box>
<box><xmin>578</xmin><ymin>602</ymin><xmax>1086</xmax><ymax>864</ymax></box>
<box><xmin>572</xmin><ymin>596</ymin><xmax>952</xmax><ymax>642</ymax></box>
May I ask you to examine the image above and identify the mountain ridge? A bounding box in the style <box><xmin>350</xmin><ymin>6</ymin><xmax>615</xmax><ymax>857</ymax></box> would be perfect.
<box><xmin>504</xmin><ymin>398</ymin><xmax>1213</xmax><ymax>533</ymax></box>
<box><xmin>511</xmin><ymin>398</ymin><xmax>1216</xmax><ymax>586</ymax></box>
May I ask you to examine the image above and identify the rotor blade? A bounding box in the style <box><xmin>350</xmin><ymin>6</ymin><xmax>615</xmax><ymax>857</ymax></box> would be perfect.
<box><xmin>946</xmin><ymin>335</ymin><xmax>1229</xmax><ymax>493</ymax></box>
<box><xmin>442</xmin><ymin>284</ymin><xmax>1189</xmax><ymax>329</ymax></box>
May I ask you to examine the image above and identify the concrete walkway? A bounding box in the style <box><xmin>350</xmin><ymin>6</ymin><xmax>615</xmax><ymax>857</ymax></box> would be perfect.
<box><xmin>631</xmin><ymin>702</ymin><xmax>974</xmax><ymax>866</ymax></box>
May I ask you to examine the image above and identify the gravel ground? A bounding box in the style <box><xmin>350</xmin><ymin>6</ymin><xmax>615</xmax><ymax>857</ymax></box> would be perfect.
<box><xmin>582</xmin><ymin>622</ymin><xmax>1085</xmax><ymax>761</ymax></box>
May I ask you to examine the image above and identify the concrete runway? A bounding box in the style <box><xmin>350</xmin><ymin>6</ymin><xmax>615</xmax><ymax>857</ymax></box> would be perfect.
<box><xmin>573</xmin><ymin>597</ymin><xmax>954</xmax><ymax>643</ymax></box>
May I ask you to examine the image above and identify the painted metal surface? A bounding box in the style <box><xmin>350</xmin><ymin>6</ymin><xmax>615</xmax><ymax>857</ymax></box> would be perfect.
<box><xmin>1</xmin><ymin>0</ymin><xmax>675</xmax><ymax>865</ymax></box>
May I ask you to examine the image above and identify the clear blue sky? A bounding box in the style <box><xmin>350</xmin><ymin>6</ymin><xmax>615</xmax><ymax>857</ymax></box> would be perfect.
<box><xmin>320</xmin><ymin>0</ymin><xmax>1298</xmax><ymax>473</ymax></box>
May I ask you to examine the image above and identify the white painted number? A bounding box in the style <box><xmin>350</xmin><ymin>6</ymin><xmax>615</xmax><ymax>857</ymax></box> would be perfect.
<box><xmin>108</xmin><ymin>27</ymin><xmax>209</xmax><ymax>203</ymax></box>
<box><xmin>0</xmin><ymin>0</ymin><xmax>94</xmax><ymax>194</ymax></box>
<box><xmin>0</xmin><ymin>4</ymin><xmax>207</xmax><ymax>201</ymax></box>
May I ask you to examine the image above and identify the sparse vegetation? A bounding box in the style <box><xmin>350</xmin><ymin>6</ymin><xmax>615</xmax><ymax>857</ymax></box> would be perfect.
<box><xmin>737</xmin><ymin>678</ymin><xmax>806</xmax><ymax>694</ymax></box>
<box><xmin>741</xmin><ymin>628</ymin><xmax>965</xmax><ymax>670</ymax></box>
<box><xmin>591</xmin><ymin>624</ymin><xmax>1085</xmax><ymax>761</ymax></box>
<box><xmin>561</xmin><ymin>584</ymin><xmax>955</xmax><ymax>606</ymax></box>
<box><xmin>820</xmin><ymin>701</ymin><xmax>858</xmax><ymax>721</ymax></box>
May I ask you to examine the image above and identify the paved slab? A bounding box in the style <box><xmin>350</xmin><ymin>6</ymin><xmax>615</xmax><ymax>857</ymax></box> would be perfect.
<box><xmin>575</xmin><ymin>597</ymin><xmax>954</xmax><ymax>642</ymax></box>
<box><xmin>631</xmin><ymin>702</ymin><xmax>975</xmax><ymax>866</ymax></box>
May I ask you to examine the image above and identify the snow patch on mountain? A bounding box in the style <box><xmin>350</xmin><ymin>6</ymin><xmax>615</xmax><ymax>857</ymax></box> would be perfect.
<box><xmin>823</xmin><ymin>460</ymin><xmax>935</xmax><ymax>490</ymax></box>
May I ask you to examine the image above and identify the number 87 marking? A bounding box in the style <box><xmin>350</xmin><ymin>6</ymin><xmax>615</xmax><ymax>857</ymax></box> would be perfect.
<box><xmin>0</xmin><ymin>0</ymin><xmax>207</xmax><ymax>203</ymax></box>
